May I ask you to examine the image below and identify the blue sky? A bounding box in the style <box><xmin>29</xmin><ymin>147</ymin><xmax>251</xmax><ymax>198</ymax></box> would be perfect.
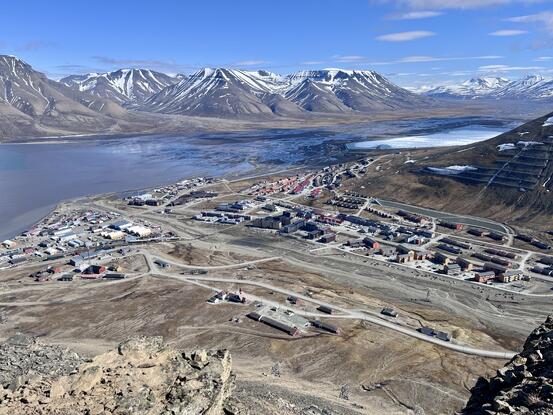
<box><xmin>2</xmin><ymin>0</ymin><xmax>553</xmax><ymax>88</ymax></box>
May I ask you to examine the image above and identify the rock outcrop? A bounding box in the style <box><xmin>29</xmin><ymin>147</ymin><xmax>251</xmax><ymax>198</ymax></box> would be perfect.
<box><xmin>0</xmin><ymin>335</ymin><xmax>235</xmax><ymax>414</ymax></box>
<box><xmin>463</xmin><ymin>316</ymin><xmax>553</xmax><ymax>414</ymax></box>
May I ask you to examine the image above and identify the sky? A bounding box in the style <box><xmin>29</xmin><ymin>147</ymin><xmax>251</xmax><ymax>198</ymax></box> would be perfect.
<box><xmin>2</xmin><ymin>0</ymin><xmax>553</xmax><ymax>88</ymax></box>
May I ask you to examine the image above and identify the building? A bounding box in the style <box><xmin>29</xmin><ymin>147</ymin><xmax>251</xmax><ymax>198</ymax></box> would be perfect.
<box><xmin>311</xmin><ymin>320</ymin><xmax>341</xmax><ymax>334</ymax></box>
<box><xmin>433</xmin><ymin>252</ymin><xmax>452</xmax><ymax>265</ymax></box>
<box><xmin>498</xmin><ymin>269</ymin><xmax>523</xmax><ymax>283</ymax></box>
<box><xmin>103</xmin><ymin>273</ymin><xmax>127</xmax><ymax>280</ymax></box>
<box><xmin>317</xmin><ymin>305</ymin><xmax>333</xmax><ymax>314</ymax></box>
<box><xmin>363</xmin><ymin>237</ymin><xmax>380</xmax><ymax>250</ymax></box>
<box><xmin>456</xmin><ymin>257</ymin><xmax>474</xmax><ymax>271</ymax></box>
<box><xmin>154</xmin><ymin>259</ymin><xmax>170</xmax><ymax>269</ymax></box>
<box><xmin>439</xmin><ymin>221</ymin><xmax>463</xmax><ymax>231</ymax></box>
<box><xmin>444</xmin><ymin>263</ymin><xmax>461</xmax><ymax>275</ymax></box>
<box><xmin>84</xmin><ymin>265</ymin><xmax>105</xmax><ymax>275</ymax></box>
<box><xmin>103</xmin><ymin>231</ymin><xmax>126</xmax><ymax>240</ymax></box>
<box><xmin>260</xmin><ymin>316</ymin><xmax>300</xmax><ymax>336</ymax></box>
<box><xmin>488</xmin><ymin>232</ymin><xmax>506</xmax><ymax>241</ymax></box>
<box><xmin>379</xmin><ymin>246</ymin><xmax>396</xmax><ymax>257</ymax></box>
<box><xmin>346</xmin><ymin>239</ymin><xmax>364</xmax><ymax>248</ymax></box>
<box><xmin>474</xmin><ymin>270</ymin><xmax>496</xmax><ymax>283</ymax></box>
<box><xmin>110</xmin><ymin>220</ymin><xmax>133</xmax><ymax>231</ymax></box>
<box><xmin>319</xmin><ymin>233</ymin><xmax>336</xmax><ymax>243</ymax></box>
<box><xmin>437</xmin><ymin>244</ymin><xmax>461</xmax><ymax>255</ymax></box>
<box><xmin>484</xmin><ymin>262</ymin><xmax>508</xmax><ymax>275</ymax></box>
<box><xmin>127</xmin><ymin>226</ymin><xmax>152</xmax><ymax>238</ymax></box>
<box><xmin>396</xmin><ymin>254</ymin><xmax>412</xmax><ymax>264</ymax></box>
<box><xmin>2</xmin><ymin>240</ymin><xmax>16</xmax><ymax>249</ymax></box>
<box><xmin>441</xmin><ymin>238</ymin><xmax>471</xmax><ymax>250</ymax></box>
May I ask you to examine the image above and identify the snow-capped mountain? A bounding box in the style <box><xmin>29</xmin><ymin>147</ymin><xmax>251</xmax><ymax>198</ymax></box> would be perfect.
<box><xmin>424</xmin><ymin>75</ymin><xmax>553</xmax><ymax>100</ymax></box>
<box><xmin>139</xmin><ymin>68</ymin><xmax>302</xmax><ymax>116</ymax></box>
<box><xmin>284</xmin><ymin>69</ymin><xmax>431</xmax><ymax>112</ymax></box>
<box><xmin>492</xmin><ymin>75</ymin><xmax>553</xmax><ymax>100</ymax></box>
<box><xmin>139</xmin><ymin>67</ymin><xmax>431</xmax><ymax>117</ymax></box>
<box><xmin>425</xmin><ymin>77</ymin><xmax>510</xmax><ymax>99</ymax></box>
<box><xmin>61</xmin><ymin>69</ymin><xmax>181</xmax><ymax>105</ymax></box>
<box><xmin>0</xmin><ymin>55</ymin><xmax>132</xmax><ymax>137</ymax></box>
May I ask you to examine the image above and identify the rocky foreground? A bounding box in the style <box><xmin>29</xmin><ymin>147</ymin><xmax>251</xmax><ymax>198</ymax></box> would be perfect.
<box><xmin>0</xmin><ymin>336</ymin><xmax>235</xmax><ymax>415</ymax></box>
<box><xmin>463</xmin><ymin>316</ymin><xmax>553</xmax><ymax>414</ymax></box>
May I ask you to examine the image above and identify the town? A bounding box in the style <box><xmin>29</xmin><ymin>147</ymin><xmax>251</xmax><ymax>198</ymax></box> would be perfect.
<box><xmin>1</xmin><ymin>153</ymin><xmax>552</xmax><ymax>355</ymax></box>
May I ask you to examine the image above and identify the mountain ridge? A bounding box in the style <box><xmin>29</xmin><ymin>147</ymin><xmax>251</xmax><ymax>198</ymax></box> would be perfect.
<box><xmin>424</xmin><ymin>75</ymin><xmax>553</xmax><ymax>101</ymax></box>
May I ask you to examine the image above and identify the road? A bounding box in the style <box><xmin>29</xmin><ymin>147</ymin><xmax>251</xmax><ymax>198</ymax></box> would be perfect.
<box><xmin>146</xmin><ymin>253</ymin><xmax>516</xmax><ymax>359</ymax></box>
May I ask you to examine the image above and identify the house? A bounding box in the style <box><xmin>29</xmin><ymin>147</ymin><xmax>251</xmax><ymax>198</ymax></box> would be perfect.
<box><xmin>444</xmin><ymin>263</ymin><xmax>462</xmax><ymax>275</ymax></box>
<box><xmin>433</xmin><ymin>252</ymin><xmax>451</xmax><ymax>265</ymax></box>
<box><xmin>396</xmin><ymin>254</ymin><xmax>412</xmax><ymax>264</ymax></box>
<box><xmin>319</xmin><ymin>233</ymin><xmax>336</xmax><ymax>243</ymax></box>
<box><xmin>346</xmin><ymin>239</ymin><xmax>364</xmax><ymax>248</ymax></box>
<box><xmin>498</xmin><ymin>269</ymin><xmax>523</xmax><ymax>283</ymax></box>
<box><xmin>84</xmin><ymin>265</ymin><xmax>105</xmax><ymax>275</ymax></box>
<box><xmin>484</xmin><ymin>262</ymin><xmax>508</xmax><ymax>275</ymax></box>
<box><xmin>474</xmin><ymin>270</ymin><xmax>496</xmax><ymax>283</ymax></box>
<box><xmin>379</xmin><ymin>246</ymin><xmax>396</xmax><ymax>257</ymax></box>
<box><xmin>363</xmin><ymin>237</ymin><xmax>380</xmax><ymax>250</ymax></box>
<box><xmin>456</xmin><ymin>257</ymin><xmax>474</xmax><ymax>271</ymax></box>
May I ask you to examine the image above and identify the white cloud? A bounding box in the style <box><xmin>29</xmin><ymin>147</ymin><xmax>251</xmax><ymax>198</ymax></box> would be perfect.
<box><xmin>379</xmin><ymin>0</ymin><xmax>542</xmax><ymax>9</ymax></box>
<box><xmin>332</xmin><ymin>55</ymin><xmax>366</xmax><ymax>62</ymax></box>
<box><xmin>489</xmin><ymin>29</ymin><xmax>528</xmax><ymax>36</ymax></box>
<box><xmin>233</xmin><ymin>60</ymin><xmax>269</xmax><ymax>66</ymax></box>
<box><xmin>535</xmin><ymin>56</ymin><xmax>553</xmax><ymax>61</ymax></box>
<box><xmin>385</xmin><ymin>55</ymin><xmax>502</xmax><ymax>64</ymax></box>
<box><xmin>478</xmin><ymin>64</ymin><xmax>545</xmax><ymax>72</ymax></box>
<box><xmin>376</xmin><ymin>30</ymin><xmax>436</xmax><ymax>41</ymax></box>
<box><xmin>301</xmin><ymin>60</ymin><xmax>325</xmax><ymax>65</ymax></box>
<box><xmin>388</xmin><ymin>10</ymin><xmax>443</xmax><ymax>19</ymax></box>
<box><xmin>506</xmin><ymin>11</ymin><xmax>553</xmax><ymax>35</ymax></box>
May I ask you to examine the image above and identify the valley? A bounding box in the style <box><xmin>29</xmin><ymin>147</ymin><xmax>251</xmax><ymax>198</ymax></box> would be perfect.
<box><xmin>1</xmin><ymin>114</ymin><xmax>553</xmax><ymax>413</ymax></box>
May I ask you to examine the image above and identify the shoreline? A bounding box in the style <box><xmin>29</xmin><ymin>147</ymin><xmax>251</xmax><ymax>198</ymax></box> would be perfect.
<box><xmin>0</xmin><ymin>161</ymin><xmax>309</xmax><ymax>242</ymax></box>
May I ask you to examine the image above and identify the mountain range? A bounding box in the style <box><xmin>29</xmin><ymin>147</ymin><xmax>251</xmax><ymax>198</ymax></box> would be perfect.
<box><xmin>424</xmin><ymin>75</ymin><xmax>553</xmax><ymax>101</ymax></box>
<box><xmin>3</xmin><ymin>53</ymin><xmax>553</xmax><ymax>140</ymax></box>
<box><xmin>61</xmin><ymin>69</ymin><xmax>184</xmax><ymax>105</ymax></box>
<box><xmin>138</xmin><ymin>67</ymin><xmax>433</xmax><ymax>117</ymax></box>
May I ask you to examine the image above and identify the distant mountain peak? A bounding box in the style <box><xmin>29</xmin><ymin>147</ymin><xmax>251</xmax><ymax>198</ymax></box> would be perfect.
<box><xmin>425</xmin><ymin>74</ymin><xmax>553</xmax><ymax>100</ymax></box>
<box><xmin>61</xmin><ymin>68</ymin><xmax>181</xmax><ymax>105</ymax></box>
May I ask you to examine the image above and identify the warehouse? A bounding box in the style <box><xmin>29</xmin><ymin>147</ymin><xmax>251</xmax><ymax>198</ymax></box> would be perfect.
<box><xmin>317</xmin><ymin>305</ymin><xmax>333</xmax><ymax>314</ymax></box>
<box><xmin>103</xmin><ymin>273</ymin><xmax>127</xmax><ymax>280</ymax></box>
<box><xmin>127</xmin><ymin>225</ymin><xmax>152</xmax><ymax>238</ymax></box>
<box><xmin>110</xmin><ymin>220</ymin><xmax>133</xmax><ymax>231</ymax></box>
<box><xmin>311</xmin><ymin>320</ymin><xmax>341</xmax><ymax>334</ymax></box>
